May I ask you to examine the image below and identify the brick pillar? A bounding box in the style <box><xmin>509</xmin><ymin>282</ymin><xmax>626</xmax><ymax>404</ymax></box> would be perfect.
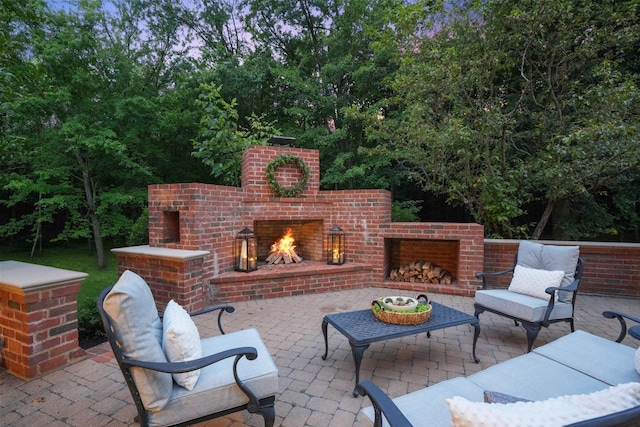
<box><xmin>112</xmin><ymin>245</ymin><xmax>212</xmax><ymax>312</ymax></box>
<box><xmin>0</xmin><ymin>261</ymin><xmax>87</xmax><ymax>380</ymax></box>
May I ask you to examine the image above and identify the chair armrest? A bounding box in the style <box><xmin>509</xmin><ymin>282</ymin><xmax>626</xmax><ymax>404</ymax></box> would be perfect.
<box><xmin>189</xmin><ymin>304</ymin><xmax>235</xmax><ymax>334</ymax></box>
<box><xmin>475</xmin><ymin>268</ymin><xmax>514</xmax><ymax>290</ymax></box>
<box><xmin>356</xmin><ymin>380</ymin><xmax>413</xmax><ymax>427</ymax></box>
<box><xmin>603</xmin><ymin>310</ymin><xmax>640</xmax><ymax>343</ymax></box>
<box><xmin>120</xmin><ymin>346</ymin><xmax>258</xmax><ymax>374</ymax></box>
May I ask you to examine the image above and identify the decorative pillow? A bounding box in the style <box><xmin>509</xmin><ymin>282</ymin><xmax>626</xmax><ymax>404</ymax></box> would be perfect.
<box><xmin>508</xmin><ymin>265</ymin><xmax>565</xmax><ymax>301</ymax></box>
<box><xmin>484</xmin><ymin>390</ymin><xmax>531</xmax><ymax>404</ymax></box>
<box><xmin>517</xmin><ymin>241</ymin><xmax>580</xmax><ymax>303</ymax></box>
<box><xmin>447</xmin><ymin>382</ymin><xmax>640</xmax><ymax>427</ymax></box>
<box><xmin>635</xmin><ymin>346</ymin><xmax>640</xmax><ymax>375</ymax></box>
<box><xmin>162</xmin><ymin>299</ymin><xmax>202</xmax><ymax>390</ymax></box>
<box><xmin>103</xmin><ymin>270</ymin><xmax>172</xmax><ymax>412</ymax></box>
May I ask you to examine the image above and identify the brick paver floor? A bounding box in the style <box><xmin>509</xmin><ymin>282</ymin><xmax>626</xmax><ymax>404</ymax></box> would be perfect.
<box><xmin>1</xmin><ymin>287</ymin><xmax>639</xmax><ymax>426</ymax></box>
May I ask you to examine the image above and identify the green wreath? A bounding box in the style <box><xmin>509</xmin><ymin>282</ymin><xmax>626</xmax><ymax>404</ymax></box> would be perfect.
<box><xmin>265</xmin><ymin>154</ymin><xmax>310</xmax><ymax>197</ymax></box>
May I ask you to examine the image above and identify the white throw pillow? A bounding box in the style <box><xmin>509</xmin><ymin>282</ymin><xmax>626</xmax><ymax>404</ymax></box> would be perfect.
<box><xmin>508</xmin><ymin>265</ymin><xmax>565</xmax><ymax>301</ymax></box>
<box><xmin>447</xmin><ymin>382</ymin><xmax>640</xmax><ymax>427</ymax></box>
<box><xmin>635</xmin><ymin>346</ymin><xmax>640</xmax><ymax>375</ymax></box>
<box><xmin>162</xmin><ymin>299</ymin><xmax>202</xmax><ymax>390</ymax></box>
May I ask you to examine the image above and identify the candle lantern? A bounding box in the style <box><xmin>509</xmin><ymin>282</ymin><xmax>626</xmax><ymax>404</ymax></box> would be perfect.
<box><xmin>235</xmin><ymin>227</ymin><xmax>257</xmax><ymax>272</ymax></box>
<box><xmin>327</xmin><ymin>225</ymin><xmax>346</xmax><ymax>265</ymax></box>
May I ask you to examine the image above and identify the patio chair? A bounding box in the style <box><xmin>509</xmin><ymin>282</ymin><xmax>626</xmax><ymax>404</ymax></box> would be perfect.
<box><xmin>96</xmin><ymin>270</ymin><xmax>278</xmax><ymax>427</ymax></box>
<box><xmin>474</xmin><ymin>241</ymin><xmax>584</xmax><ymax>352</ymax></box>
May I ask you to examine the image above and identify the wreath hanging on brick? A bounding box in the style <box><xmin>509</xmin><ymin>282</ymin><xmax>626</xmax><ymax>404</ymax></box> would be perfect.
<box><xmin>265</xmin><ymin>154</ymin><xmax>310</xmax><ymax>197</ymax></box>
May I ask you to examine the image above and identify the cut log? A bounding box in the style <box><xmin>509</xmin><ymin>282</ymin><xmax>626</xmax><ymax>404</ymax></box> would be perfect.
<box><xmin>388</xmin><ymin>260</ymin><xmax>454</xmax><ymax>285</ymax></box>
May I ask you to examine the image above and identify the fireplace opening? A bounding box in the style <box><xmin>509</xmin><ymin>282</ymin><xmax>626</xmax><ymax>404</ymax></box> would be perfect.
<box><xmin>385</xmin><ymin>238</ymin><xmax>459</xmax><ymax>283</ymax></box>
<box><xmin>254</xmin><ymin>220</ymin><xmax>324</xmax><ymax>263</ymax></box>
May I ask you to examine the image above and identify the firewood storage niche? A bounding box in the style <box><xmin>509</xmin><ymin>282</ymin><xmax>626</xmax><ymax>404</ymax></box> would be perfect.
<box><xmin>385</xmin><ymin>238</ymin><xmax>459</xmax><ymax>285</ymax></box>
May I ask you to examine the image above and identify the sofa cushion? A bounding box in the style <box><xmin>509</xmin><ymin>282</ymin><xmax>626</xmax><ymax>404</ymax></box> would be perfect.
<box><xmin>533</xmin><ymin>330</ymin><xmax>639</xmax><ymax>385</ymax></box>
<box><xmin>516</xmin><ymin>241</ymin><xmax>579</xmax><ymax>303</ymax></box>
<box><xmin>362</xmin><ymin>377</ymin><xmax>485</xmax><ymax>427</ymax></box>
<box><xmin>508</xmin><ymin>265</ymin><xmax>565</xmax><ymax>301</ymax></box>
<box><xmin>475</xmin><ymin>289</ymin><xmax>573</xmax><ymax>323</ymax></box>
<box><xmin>162</xmin><ymin>300</ymin><xmax>202</xmax><ymax>390</ymax></box>
<box><xmin>636</xmin><ymin>347</ymin><xmax>640</xmax><ymax>375</ymax></box>
<box><xmin>469</xmin><ymin>351</ymin><xmax>608</xmax><ymax>402</ymax></box>
<box><xmin>148</xmin><ymin>328</ymin><xmax>279</xmax><ymax>427</ymax></box>
<box><xmin>103</xmin><ymin>270</ymin><xmax>172</xmax><ymax>412</ymax></box>
<box><xmin>484</xmin><ymin>390</ymin><xmax>530</xmax><ymax>404</ymax></box>
<box><xmin>447</xmin><ymin>382</ymin><xmax>640</xmax><ymax>427</ymax></box>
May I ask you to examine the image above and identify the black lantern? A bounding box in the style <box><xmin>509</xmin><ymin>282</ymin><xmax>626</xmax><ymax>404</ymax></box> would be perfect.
<box><xmin>235</xmin><ymin>228</ymin><xmax>257</xmax><ymax>272</ymax></box>
<box><xmin>327</xmin><ymin>225</ymin><xmax>346</xmax><ymax>265</ymax></box>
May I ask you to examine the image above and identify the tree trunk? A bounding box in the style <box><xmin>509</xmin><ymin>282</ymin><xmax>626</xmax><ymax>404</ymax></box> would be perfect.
<box><xmin>531</xmin><ymin>200</ymin><xmax>556</xmax><ymax>240</ymax></box>
<box><xmin>76</xmin><ymin>150</ymin><xmax>107</xmax><ymax>268</ymax></box>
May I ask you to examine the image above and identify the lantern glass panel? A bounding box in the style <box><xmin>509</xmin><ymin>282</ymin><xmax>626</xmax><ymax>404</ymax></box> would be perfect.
<box><xmin>327</xmin><ymin>226</ymin><xmax>345</xmax><ymax>265</ymax></box>
<box><xmin>235</xmin><ymin>228</ymin><xmax>257</xmax><ymax>272</ymax></box>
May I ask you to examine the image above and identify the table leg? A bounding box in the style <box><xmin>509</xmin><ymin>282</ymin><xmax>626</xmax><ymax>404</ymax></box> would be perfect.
<box><xmin>472</xmin><ymin>322</ymin><xmax>480</xmax><ymax>363</ymax></box>
<box><xmin>350</xmin><ymin>343</ymin><xmax>370</xmax><ymax>397</ymax></box>
<box><xmin>321</xmin><ymin>319</ymin><xmax>329</xmax><ymax>360</ymax></box>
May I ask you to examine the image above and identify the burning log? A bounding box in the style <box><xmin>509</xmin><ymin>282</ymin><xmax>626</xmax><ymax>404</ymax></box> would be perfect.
<box><xmin>267</xmin><ymin>228</ymin><xmax>303</xmax><ymax>264</ymax></box>
<box><xmin>389</xmin><ymin>260</ymin><xmax>452</xmax><ymax>285</ymax></box>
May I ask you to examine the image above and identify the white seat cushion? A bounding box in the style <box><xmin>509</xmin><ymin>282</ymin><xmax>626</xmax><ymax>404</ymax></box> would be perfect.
<box><xmin>148</xmin><ymin>328</ymin><xmax>279</xmax><ymax>427</ymax></box>
<box><xmin>103</xmin><ymin>270</ymin><xmax>173</xmax><ymax>412</ymax></box>
<box><xmin>533</xmin><ymin>330</ymin><xmax>639</xmax><ymax>386</ymax></box>
<box><xmin>475</xmin><ymin>289</ymin><xmax>573</xmax><ymax>322</ymax></box>
<box><xmin>362</xmin><ymin>377</ymin><xmax>485</xmax><ymax>427</ymax></box>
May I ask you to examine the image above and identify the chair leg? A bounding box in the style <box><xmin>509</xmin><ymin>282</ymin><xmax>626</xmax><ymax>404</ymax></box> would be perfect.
<box><xmin>473</xmin><ymin>304</ymin><xmax>485</xmax><ymax>319</ymax></box>
<box><xmin>256</xmin><ymin>403</ymin><xmax>275</xmax><ymax>427</ymax></box>
<box><xmin>569</xmin><ymin>318</ymin><xmax>575</xmax><ymax>332</ymax></box>
<box><xmin>521</xmin><ymin>323</ymin><xmax>541</xmax><ymax>353</ymax></box>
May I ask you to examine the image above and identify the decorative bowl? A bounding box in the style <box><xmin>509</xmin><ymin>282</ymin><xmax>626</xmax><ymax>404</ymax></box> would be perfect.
<box><xmin>380</xmin><ymin>296</ymin><xmax>419</xmax><ymax>312</ymax></box>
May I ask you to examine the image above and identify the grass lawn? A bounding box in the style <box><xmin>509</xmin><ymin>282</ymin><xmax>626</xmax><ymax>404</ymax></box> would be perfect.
<box><xmin>0</xmin><ymin>243</ymin><xmax>120</xmax><ymax>345</ymax></box>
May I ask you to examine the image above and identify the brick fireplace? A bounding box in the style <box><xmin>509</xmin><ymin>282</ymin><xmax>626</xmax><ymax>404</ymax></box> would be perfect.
<box><xmin>113</xmin><ymin>146</ymin><xmax>484</xmax><ymax>311</ymax></box>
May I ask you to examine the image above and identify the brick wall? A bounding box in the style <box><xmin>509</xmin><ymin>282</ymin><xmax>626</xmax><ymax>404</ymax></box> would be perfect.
<box><xmin>120</xmin><ymin>146</ymin><xmax>486</xmax><ymax>305</ymax></box>
<box><xmin>483</xmin><ymin>239</ymin><xmax>640</xmax><ymax>297</ymax></box>
<box><xmin>0</xmin><ymin>262</ymin><xmax>87</xmax><ymax>380</ymax></box>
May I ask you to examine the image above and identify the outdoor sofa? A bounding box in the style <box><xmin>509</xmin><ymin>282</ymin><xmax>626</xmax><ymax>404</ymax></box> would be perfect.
<box><xmin>359</xmin><ymin>310</ymin><xmax>640</xmax><ymax>426</ymax></box>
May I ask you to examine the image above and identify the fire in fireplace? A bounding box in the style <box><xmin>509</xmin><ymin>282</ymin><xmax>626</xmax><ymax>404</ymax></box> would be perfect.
<box><xmin>266</xmin><ymin>228</ymin><xmax>303</xmax><ymax>264</ymax></box>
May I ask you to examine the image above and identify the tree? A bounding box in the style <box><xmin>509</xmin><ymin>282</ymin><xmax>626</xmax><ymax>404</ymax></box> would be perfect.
<box><xmin>192</xmin><ymin>82</ymin><xmax>279</xmax><ymax>186</ymax></box>
<box><xmin>372</xmin><ymin>0</ymin><xmax>640</xmax><ymax>238</ymax></box>
<box><xmin>242</xmin><ymin>0</ymin><xmax>404</xmax><ymax>191</ymax></box>
<box><xmin>1</xmin><ymin>0</ymin><xmax>205</xmax><ymax>266</ymax></box>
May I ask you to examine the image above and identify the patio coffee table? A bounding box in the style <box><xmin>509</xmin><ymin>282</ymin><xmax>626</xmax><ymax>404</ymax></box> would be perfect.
<box><xmin>321</xmin><ymin>301</ymin><xmax>480</xmax><ymax>396</ymax></box>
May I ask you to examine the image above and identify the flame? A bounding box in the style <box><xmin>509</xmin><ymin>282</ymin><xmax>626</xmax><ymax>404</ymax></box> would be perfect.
<box><xmin>271</xmin><ymin>228</ymin><xmax>297</xmax><ymax>255</ymax></box>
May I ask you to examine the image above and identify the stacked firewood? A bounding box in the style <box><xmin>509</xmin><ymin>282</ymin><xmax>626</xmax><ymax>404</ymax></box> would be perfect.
<box><xmin>389</xmin><ymin>260</ymin><xmax>452</xmax><ymax>285</ymax></box>
<box><xmin>266</xmin><ymin>250</ymin><xmax>303</xmax><ymax>264</ymax></box>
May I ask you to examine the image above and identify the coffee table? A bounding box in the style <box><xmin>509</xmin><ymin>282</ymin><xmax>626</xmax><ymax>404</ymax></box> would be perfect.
<box><xmin>321</xmin><ymin>301</ymin><xmax>480</xmax><ymax>396</ymax></box>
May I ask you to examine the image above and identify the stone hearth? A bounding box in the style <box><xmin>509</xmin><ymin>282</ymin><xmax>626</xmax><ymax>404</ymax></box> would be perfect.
<box><xmin>113</xmin><ymin>146</ymin><xmax>484</xmax><ymax>311</ymax></box>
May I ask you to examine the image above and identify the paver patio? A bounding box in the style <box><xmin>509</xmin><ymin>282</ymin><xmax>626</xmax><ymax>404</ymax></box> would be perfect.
<box><xmin>1</xmin><ymin>287</ymin><xmax>638</xmax><ymax>426</ymax></box>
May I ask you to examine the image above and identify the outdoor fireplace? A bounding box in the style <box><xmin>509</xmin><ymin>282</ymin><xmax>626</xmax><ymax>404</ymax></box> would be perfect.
<box><xmin>116</xmin><ymin>145</ymin><xmax>484</xmax><ymax>311</ymax></box>
<box><xmin>254</xmin><ymin>220</ymin><xmax>324</xmax><ymax>263</ymax></box>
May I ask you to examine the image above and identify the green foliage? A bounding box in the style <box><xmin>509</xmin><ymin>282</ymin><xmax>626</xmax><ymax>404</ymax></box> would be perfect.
<box><xmin>372</xmin><ymin>0</ymin><xmax>640</xmax><ymax>239</ymax></box>
<box><xmin>392</xmin><ymin>200</ymin><xmax>422</xmax><ymax>222</ymax></box>
<box><xmin>127</xmin><ymin>208</ymin><xmax>149</xmax><ymax>246</ymax></box>
<box><xmin>1</xmin><ymin>0</ymin><xmax>639</xmax><ymax>245</ymax></box>
<box><xmin>265</xmin><ymin>155</ymin><xmax>311</xmax><ymax>197</ymax></box>
<box><xmin>192</xmin><ymin>82</ymin><xmax>279</xmax><ymax>185</ymax></box>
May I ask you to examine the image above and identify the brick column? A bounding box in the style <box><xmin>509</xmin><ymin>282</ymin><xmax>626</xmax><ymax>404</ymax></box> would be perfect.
<box><xmin>0</xmin><ymin>261</ymin><xmax>87</xmax><ymax>380</ymax></box>
<box><xmin>112</xmin><ymin>246</ymin><xmax>211</xmax><ymax>312</ymax></box>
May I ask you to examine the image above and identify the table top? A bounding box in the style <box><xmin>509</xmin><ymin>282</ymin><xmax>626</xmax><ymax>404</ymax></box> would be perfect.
<box><xmin>323</xmin><ymin>301</ymin><xmax>478</xmax><ymax>345</ymax></box>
